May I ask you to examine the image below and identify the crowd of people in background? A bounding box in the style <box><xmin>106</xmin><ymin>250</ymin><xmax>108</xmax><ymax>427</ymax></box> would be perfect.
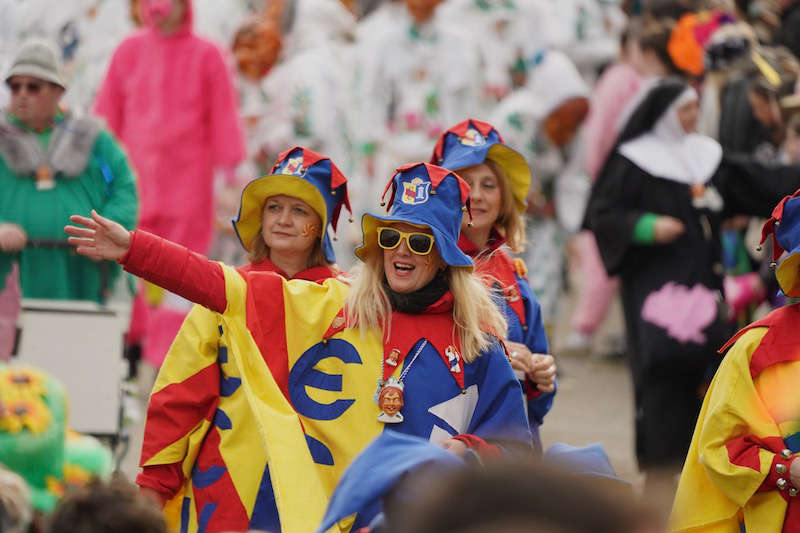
<box><xmin>6</xmin><ymin>0</ymin><xmax>800</xmax><ymax>531</ymax></box>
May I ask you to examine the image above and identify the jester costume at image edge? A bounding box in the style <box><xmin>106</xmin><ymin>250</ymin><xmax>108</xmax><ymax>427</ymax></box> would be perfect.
<box><xmin>431</xmin><ymin>118</ymin><xmax>554</xmax><ymax>451</ymax></box>
<box><xmin>131</xmin><ymin>159</ymin><xmax>530</xmax><ymax>532</ymax></box>
<box><xmin>672</xmin><ymin>190</ymin><xmax>800</xmax><ymax>533</ymax></box>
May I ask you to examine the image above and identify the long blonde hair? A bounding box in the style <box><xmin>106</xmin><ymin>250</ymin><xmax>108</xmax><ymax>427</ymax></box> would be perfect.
<box><xmin>344</xmin><ymin>251</ymin><xmax>508</xmax><ymax>363</ymax></box>
<box><xmin>485</xmin><ymin>159</ymin><xmax>526</xmax><ymax>253</ymax></box>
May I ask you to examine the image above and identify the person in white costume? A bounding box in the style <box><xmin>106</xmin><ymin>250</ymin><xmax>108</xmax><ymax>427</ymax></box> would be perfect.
<box><xmin>437</xmin><ymin>0</ymin><xmax>556</xmax><ymax>117</ymax></box>
<box><xmin>542</xmin><ymin>0</ymin><xmax>626</xmax><ymax>83</ymax></box>
<box><xmin>7</xmin><ymin>0</ymin><xmax>135</xmax><ymax>115</ymax></box>
<box><xmin>258</xmin><ymin>0</ymin><xmax>357</xmax><ymax>177</ymax></box>
<box><xmin>354</xmin><ymin>0</ymin><xmax>482</xmax><ymax>217</ymax></box>
<box><xmin>491</xmin><ymin>48</ymin><xmax>590</xmax><ymax>327</ymax></box>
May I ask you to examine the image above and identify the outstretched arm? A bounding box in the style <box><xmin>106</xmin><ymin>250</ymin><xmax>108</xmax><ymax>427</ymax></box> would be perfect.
<box><xmin>65</xmin><ymin>211</ymin><xmax>228</xmax><ymax>313</ymax></box>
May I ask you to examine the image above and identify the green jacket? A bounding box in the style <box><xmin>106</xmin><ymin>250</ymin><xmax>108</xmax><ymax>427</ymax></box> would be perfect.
<box><xmin>0</xmin><ymin>112</ymin><xmax>138</xmax><ymax>302</ymax></box>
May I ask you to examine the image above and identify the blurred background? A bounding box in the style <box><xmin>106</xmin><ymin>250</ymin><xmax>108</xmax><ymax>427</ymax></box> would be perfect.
<box><xmin>4</xmin><ymin>0</ymin><xmax>800</xmax><ymax>526</ymax></box>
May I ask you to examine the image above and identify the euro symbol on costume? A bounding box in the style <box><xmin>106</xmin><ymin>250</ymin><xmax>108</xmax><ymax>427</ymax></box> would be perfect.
<box><xmin>289</xmin><ymin>339</ymin><xmax>362</xmax><ymax>420</ymax></box>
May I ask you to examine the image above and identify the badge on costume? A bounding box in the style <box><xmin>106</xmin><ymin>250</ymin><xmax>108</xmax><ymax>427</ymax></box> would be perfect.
<box><xmin>445</xmin><ymin>345</ymin><xmax>461</xmax><ymax>373</ymax></box>
<box><xmin>376</xmin><ymin>378</ymin><xmax>404</xmax><ymax>423</ymax></box>
<box><xmin>375</xmin><ymin>340</ymin><xmax>428</xmax><ymax>424</ymax></box>
<box><xmin>385</xmin><ymin>348</ymin><xmax>400</xmax><ymax>367</ymax></box>
<box><xmin>36</xmin><ymin>164</ymin><xmax>55</xmax><ymax>190</ymax></box>
<box><xmin>503</xmin><ymin>284</ymin><xmax>520</xmax><ymax>302</ymax></box>
<box><xmin>691</xmin><ymin>184</ymin><xmax>724</xmax><ymax>212</ymax></box>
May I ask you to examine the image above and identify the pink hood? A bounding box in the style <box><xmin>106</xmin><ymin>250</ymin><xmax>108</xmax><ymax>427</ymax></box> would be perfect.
<box><xmin>138</xmin><ymin>0</ymin><xmax>194</xmax><ymax>36</ymax></box>
<box><xmin>94</xmin><ymin>0</ymin><xmax>245</xmax><ymax>255</ymax></box>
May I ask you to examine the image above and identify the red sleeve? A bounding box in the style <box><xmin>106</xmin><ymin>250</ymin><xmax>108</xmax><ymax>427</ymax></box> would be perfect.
<box><xmin>451</xmin><ymin>434</ymin><xmax>501</xmax><ymax>459</ymax></box>
<box><xmin>136</xmin><ymin>463</ymin><xmax>184</xmax><ymax>505</ymax></box>
<box><xmin>120</xmin><ymin>230</ymin><xmax>228</xmax><ymax>313</ymax></box>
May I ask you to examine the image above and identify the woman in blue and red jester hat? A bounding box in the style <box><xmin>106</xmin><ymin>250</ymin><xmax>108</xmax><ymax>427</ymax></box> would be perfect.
<box><xmin>432</xmin><ymin>118</ymin><xmax>556</xmax><ymax>453</ymax></box>
<box><xmin>65</xmin><ymin>162</ymin><xmax>531</xmax><ymax>532</ymax></box>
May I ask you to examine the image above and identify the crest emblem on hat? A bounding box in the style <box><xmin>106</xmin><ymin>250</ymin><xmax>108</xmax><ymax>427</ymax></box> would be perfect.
<box><xmin>459</xmin><ymin>128</ymin><xmax>486</xmax><ymax>147</ymax></box>
<box><xmin>401</xmin><ymin>177</ymin><xmax>431</xmax><ymax>205</ymax></box>
<box><xmin>282</xmin><ymin>156</ymin><xmax>304</xmax><ymax>176</ymax></box>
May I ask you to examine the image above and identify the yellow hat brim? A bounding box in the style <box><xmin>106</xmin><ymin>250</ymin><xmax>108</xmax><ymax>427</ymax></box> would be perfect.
<box><xmin>232</xmin><ymin>175</ymin><xmax>328</xmax><ymax>251</ymax></box>
<box><xmin>777</xmin><ymin>252</ymin><xmax>800</xmax><ymax>297</ymax></box>
<box><xmin>487</xmin><ymin>144</ymin><xmax>531</xmax><ymax>212</ymax></box>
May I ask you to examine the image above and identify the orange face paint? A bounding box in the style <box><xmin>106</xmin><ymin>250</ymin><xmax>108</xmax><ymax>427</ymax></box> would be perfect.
<box><xmin>301</xmin><ymin>223</ymin><xmax>318</xmax><ymax>238</ymax></box>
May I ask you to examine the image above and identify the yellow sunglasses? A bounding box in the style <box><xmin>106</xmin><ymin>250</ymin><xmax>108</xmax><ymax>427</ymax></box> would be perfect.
<box><xmin>377</xmin><ymin>227</ymin><xmax>435</xmax><ymax>255</ymax></box>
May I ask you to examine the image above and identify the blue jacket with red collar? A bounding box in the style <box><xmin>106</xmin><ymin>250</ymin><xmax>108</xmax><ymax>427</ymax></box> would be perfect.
<box><xmin>459</xmin><ymin>234</ymin><xmax>556</xmax><ymax>449</ymax></box>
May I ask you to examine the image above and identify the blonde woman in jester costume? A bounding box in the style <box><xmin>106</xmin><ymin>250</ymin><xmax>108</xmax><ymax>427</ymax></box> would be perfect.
<box><xmin>671</xmin><ymin>189</ymin><xmax>800</xmax><ymax>533</ymax></box>
<box><xmin>431</xmin><ymin>118</ymin><xmax>556</xmax><ymax>452</ymax></box>
<box><xmin>65</xmin><ymin>162</ymin><xmax>531</xmax><ymax>532</ymax></box>
<box><xmin>120</xmin><ymin>146</ymin><xmax>349</xmax><ymax>532</ymax></box>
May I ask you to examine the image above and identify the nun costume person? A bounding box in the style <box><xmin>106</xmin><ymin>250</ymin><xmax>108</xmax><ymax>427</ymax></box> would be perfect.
<box><xmin>584</xmin><ymin>79</ymin><xmax>800</xmax><ymax>478</ymax></box>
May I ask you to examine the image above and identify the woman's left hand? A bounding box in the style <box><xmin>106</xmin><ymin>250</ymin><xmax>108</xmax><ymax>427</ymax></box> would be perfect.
<box><xmin>507</xmin><ymin>340</ymin><xmax>557</xmax><ymax>393</ymax></box>
<box><xmin>440</xmin><ymin>438</ymin><xmax>468</xmax><ymax>457</ymax></box>
<box><xmin>64</xmin><ymin>210</ymin><xmax>131</xmax><ymax>261</ymax></box>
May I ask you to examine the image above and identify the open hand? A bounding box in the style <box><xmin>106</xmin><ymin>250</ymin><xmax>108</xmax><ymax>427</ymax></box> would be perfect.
<box><xmin>507</xmin><ymin>340</ymin><xmax>557</xmax><ymax>393</ymax></box>
<box><xmin>64</xmin><ymin>210</ymin><xmax>131</xmax><ymax>261</ymax></box>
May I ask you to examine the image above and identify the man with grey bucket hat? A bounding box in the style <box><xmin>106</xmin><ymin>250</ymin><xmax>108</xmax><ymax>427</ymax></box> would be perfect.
<box><xmin>0</xmin><ymin>38</ymin><xmax>138</xmax><ymax>323</ymax></box>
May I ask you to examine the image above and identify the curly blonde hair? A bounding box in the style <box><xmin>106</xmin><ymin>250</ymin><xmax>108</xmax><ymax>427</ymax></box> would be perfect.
<box><xmin>343</xmin><ymin>250</ymin><xmax>507</xmax><ymax>363</ymax></box>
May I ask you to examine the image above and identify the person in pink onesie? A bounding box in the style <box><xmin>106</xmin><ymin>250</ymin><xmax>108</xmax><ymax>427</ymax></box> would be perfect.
<box><xmin>94</xmin><ymin>0</ymin><xmax>245</xmax><ymax>370</ymax></box>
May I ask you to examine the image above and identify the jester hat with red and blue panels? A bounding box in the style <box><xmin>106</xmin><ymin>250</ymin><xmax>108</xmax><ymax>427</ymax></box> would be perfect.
<box><xmin>760</xmin><ymin>189</ymin><xmax>800</xmax><ymax>297</ymax></box>
<box><xmin>431</xmin><ymin>119</ymin><xmax>530</xmax><ymax>211</ymax></box>
<box><xmin>355</xmin><ymin>163</ymin><xmax>474</xmax><ymax>270</ymax></box>
<box><xmin>232</xmin><ymin>147</ymin><xmax>351</xmax><ymax>263</ymax></box>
